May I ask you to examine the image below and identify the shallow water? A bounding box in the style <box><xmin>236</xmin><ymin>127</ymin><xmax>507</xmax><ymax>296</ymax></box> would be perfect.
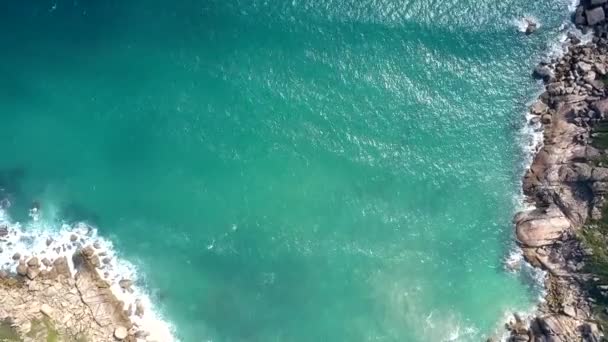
<box><xmin>0</xmin><ymin>0</ymin><xmax>574</xmax><ymax>340</ymax></box>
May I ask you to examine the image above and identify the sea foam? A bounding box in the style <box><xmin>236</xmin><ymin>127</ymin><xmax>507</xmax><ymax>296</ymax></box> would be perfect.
<box><xmin>512</xmin><ymin>16</ymin><xmax>540</xmax><ymax>33</ymax></box>
<box><xmin>0</xmin><ymin>207</ymin><xmax>177</xmax><ymax>342</ymax></box>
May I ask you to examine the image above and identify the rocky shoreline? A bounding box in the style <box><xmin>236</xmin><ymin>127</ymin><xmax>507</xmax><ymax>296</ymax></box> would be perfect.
<box><xmin>505</xmin><ymin>1</ymin><xmax>608</xmax><ymax>341</ymax></box>
<box><xmin>0</xmin><ymin>223</ymin><xmax>155</xmax><ymax>342</ymax></box>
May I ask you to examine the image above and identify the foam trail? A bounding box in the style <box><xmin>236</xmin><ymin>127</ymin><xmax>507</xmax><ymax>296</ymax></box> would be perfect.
<box><xmin>0</xmin><ymin>208</ymin><xmax>177</xmax><ymax>342</ymax></box>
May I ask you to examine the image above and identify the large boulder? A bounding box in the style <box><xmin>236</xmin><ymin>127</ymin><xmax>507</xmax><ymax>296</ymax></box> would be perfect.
<box><xmin>515</xmin><ymin>207</ymin><xmax>571</xmax><ymax>247</ymax></box>
<box><xmin>27</xmin><ymin>257</ymin><xmax>39</xmax><ymax>268</ymax></box>
<box><xmin>52</xmin><ymin>256</ymin><xmax>72</xmax><ymax>278</ymax></box>
<box><xmin>16</xmin><ymin>263</ymin><xmax>27</xmax><ymax>276</ymax></box>
<box><xmin>586</xmin><ymin>7</ymin><xmax>606</xmax><ymax>26</ymax></box>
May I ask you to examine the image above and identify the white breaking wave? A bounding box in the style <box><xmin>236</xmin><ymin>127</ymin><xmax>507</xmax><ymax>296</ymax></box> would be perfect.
<box><xmin>512</xmin><ymin>16</ymin><xmax>540</xmax><ymax>33</ymax></box>
<box><xmin>0</xmin><ymin>207</ymin><xmax>178</xmax><ymax>342</ymax></box>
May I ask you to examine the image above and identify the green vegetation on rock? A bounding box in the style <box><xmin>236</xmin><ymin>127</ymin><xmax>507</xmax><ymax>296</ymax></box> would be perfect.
<box><xmin>593</xmin><ymin>122</ymin><xmax>608</xmax><ymax>150</ymax></box>
<box><xmin>579</xmin><ymin>219</ymin><xmax>608</xmax><ymax>336</ymax></box>
<box><xmin>25</xmin><ymin>318</ymin><xmax>59</xmax><ymax>342</ymax></box>
<box><xmin>0</xmin><ymin>319</ymin><xmax>21</xmax><ymax>342</ymax></box>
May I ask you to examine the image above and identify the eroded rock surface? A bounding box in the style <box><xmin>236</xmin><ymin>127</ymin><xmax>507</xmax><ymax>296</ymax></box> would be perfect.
<box><xmin>0</xmin><ymin>247</ymin><xmax>152</xmax><ymax>341</ymax></box>
<box><xmin>508</xmin><ymin>1</ymin><xmax>608</xmax><ymax>340</ymax></box>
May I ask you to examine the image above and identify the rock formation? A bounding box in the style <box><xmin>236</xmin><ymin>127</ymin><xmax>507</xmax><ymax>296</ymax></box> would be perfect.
<box><xmin>0</xmin><ymin>244</ymin><xmax>153</xmax><ymax>341</ymax></box>
<box><xmin>508</xmin><ymin>0</ymin><xmax>608</xmax><ymax>340</ymax></box>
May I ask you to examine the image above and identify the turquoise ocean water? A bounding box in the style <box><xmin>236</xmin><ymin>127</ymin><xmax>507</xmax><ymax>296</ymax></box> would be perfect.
<box><xmin>0</xmin><ymin>0</ymin><xmax>575</xmax><ymax>340</ymax></box>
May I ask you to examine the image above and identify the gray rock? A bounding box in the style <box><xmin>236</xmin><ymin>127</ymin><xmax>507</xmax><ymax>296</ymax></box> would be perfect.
<box><xmin>592</xmin><ymin>0</ymin><xmax>608</xmax><ymax>5</ymax></box>
<box><xmin>592</xmin><ymin>205</ymin><xmax>604</xmax><ymax>220</ymax></box>
<box><xmin>11</xmin><ymin>253</ymin><xmax>20</xmax><ymax>261</ymax></box>
<box><xmin>511</xmin><ymin>334</ymin><xmax>529</xmax><ymax>342</ymax></box>
<box><xmin>531</xmin><ymin>101</ymin><xmax>549</xmax><ymax>115</ymax></box>
<box><xmin>135</xmin><ymin>299</ymin><xmax>145</xmax><ymax>317</ymax></box>
<box><xmin>586</xmin><ymin>7</ymin><xmax>606</xmax><ymax>26</ymax></box>
<box><xmin>591</xmin><ymin>80</ymin><xmax>606</xmax><ymax>91</ymax></box>
<box><xmin>41</xmin><ymin>258</ymin><xmax>51</xmax><ymax>267</ymax></box>
<box><xmin>547</xmin><ymin>82</ymin><xmax>564</xmax><ymax>94</ymax></box>
<box><xmin>134</xmin><ymin>330</ymin><xmax>150</xmax><ymax>339</ymax></box>
<box><xmin>534</xmin><ymin>65</ymin><xmax>554</xmax><ymax>81</ymax></box>
<box><xmin>26</xmin><ymin>266</ymin><xmax>40</xmax><ymax>280</ymax></box>
<box><xmin>562</xmin><ymin>304</ymin><xmax>576</xmax><ymax>317</ymax></box>
<box><xmin>27</xmin><ymin>257</ymin><xmax>39</xmax><ymax>268</ymax></box>
<box><xmin>52</xmin><ymin>257</ymin><xmax>71</xmax><ymax>278</ymax></box>
<box><xmin>90</xmin><ymin>255</ymin><xmax>100</xmax><ymax>268</ymax></box>
<box><xmin>576</xmin><ymin>6</ymin><xmax>586</xmax><ymax>25</ymax></box>
<box><xmin>81</xmin><ymin>245</ymin><xmax>95</xmax><ymax>258</ymax></box>
<box><xmin>530</xmin><ymin>116</ymin><xmax>541</xmax><ymax>125</ymax></box>
<box><xmin>16</xmin><ymin>263</ymin><xmax>27</xmax><ymax>276</ymax></box>
<box><xmin>0</xmin><ymin>226</ymin><xmax>8</xmax><ymax>237</ymax></box>
<box><xmin>584</xmin><ymin>71</ymin><xmax>598</xmax><ymax>83</ymax></box>
<box><xmin>577</xmin><ymin>61</ymin><xmax>593</xmax><ymax>72</ymax></box>
<box><xmin>119</xmin><ymin>279</ymin><xmax>133</xmax><ymax>291</ymax></box>
<box><xmin>525</xmin><ymin>20</ymin><xmax>538</xmax><ymax>35</ymax></box>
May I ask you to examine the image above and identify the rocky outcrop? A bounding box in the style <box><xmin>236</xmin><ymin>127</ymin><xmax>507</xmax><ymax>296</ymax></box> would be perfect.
<box><xmin>73</xmin><ymin>248</ymin><xmax>132</xmax><ymax>329</ymax></box>
<box><xmin>0</xmin><ymin>244</ymin><xmax>155</xmax><ymax>341</ymax></box>
<box><xmin>524</xmin><ymin>18</ymin><xmax>538</xmax><ymax>35</ymax></box>
<box><xmin>587</xmin><ymin>7</ymin><xmax>605</xmax><ymax>26</ymax></box>
<box><xmin>515</xmin><ymin>207</ymin><xmax>571</xmax><ymax>247</ymax></box>
<box><xmin>508</xmin><ymin>0</ymin><xmax>608</xmax><ymax>340</ymax></box>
